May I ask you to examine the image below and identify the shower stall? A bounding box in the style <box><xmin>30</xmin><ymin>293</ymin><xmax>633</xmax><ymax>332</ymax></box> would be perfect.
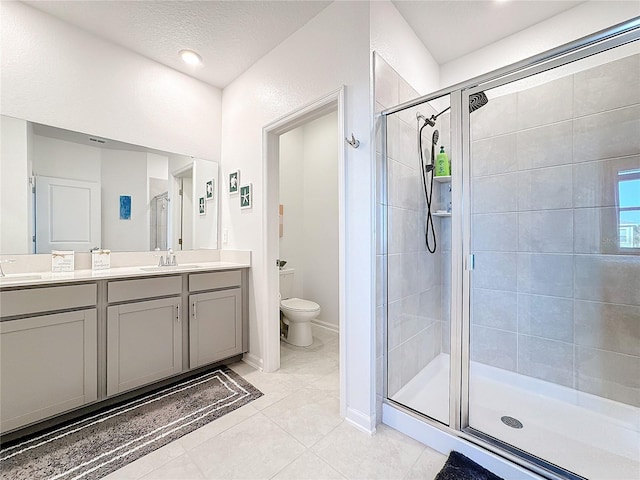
<box><xmin>379</xmin><ymin>19</ymin><xmax>639</xmax><ymax>480</ymax></box>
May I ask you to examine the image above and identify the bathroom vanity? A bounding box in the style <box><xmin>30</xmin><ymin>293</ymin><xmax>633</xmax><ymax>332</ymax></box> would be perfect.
<box><xmin>0</xmin><ymin>261</ymin><xmax>249</xmax><ymax>435</ymax></box>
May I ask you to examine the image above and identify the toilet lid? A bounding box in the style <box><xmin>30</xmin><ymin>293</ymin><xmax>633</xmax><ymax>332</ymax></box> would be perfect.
<box><xmin>281</xmin><ymin>297</ymin><xmax>320</xmax><ymax>312</ymax></box>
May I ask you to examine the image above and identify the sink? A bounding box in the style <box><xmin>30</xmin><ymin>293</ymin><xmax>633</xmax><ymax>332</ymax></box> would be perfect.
<box><xmin>0</xmin><ymin>274</ymin><xmax>43</xmax><ymax>283</ymax></box>
<box><xmin>139</xmin><ymin>265</ymin><xmax>201</xmax><ymax>272</ymax></box>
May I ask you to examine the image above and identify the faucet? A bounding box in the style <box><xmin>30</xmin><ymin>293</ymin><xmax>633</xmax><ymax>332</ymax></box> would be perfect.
<box><xmin>0</xmin><ymin>259</ymin><xmax>16</xmax><ymax>277</ymax></box>
<box><xmin>158</xmin><ymin>248</ymin><xmax>177</xmax><ymax>267</ymax></box>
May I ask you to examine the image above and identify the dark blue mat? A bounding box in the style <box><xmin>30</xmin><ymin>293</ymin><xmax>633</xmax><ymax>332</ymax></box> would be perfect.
<box><xmin>435</xmin><ymin>451</ymin><xmax>504</xmax><ymax>480</ymax></box>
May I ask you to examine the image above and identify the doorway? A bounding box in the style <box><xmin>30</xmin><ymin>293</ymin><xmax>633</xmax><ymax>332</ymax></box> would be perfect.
<box><xmin>170</xmin><ymin>164</ymin><xmax>194</xmax><ymax>251</ymax></box>
<box><xmin>263</xmin><ymin>87</ymin><xmax>347</xmax><ymax>416</ymax></box>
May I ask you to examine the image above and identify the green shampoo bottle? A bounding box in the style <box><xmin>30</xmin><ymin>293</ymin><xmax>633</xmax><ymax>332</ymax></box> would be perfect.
<box><xmin>435</xmin><ymin>146</ymin><xmax>450</xmax><ymax>176</ymax></box>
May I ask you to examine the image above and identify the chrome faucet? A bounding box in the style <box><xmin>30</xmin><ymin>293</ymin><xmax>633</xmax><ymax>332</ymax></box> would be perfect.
<box><xmin>158</xmin><ymin>248</ymin><xmax>177</xmax><ymax>267</ymax></box>
<box><xmin>0</xmin><ymin>259</ymin><xmax>16</xmax><ymax>277</ymax></box>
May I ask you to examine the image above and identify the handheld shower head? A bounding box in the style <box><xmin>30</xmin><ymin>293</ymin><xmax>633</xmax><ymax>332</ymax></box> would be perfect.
<box><xmin>425</xmin><ymin>129</ymin><xmax>439</xmax><ymax>172</ymax></box>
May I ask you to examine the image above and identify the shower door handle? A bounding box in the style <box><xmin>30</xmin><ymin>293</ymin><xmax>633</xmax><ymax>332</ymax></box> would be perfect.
<box><xmin>466</xmin><ymin>254</ymin><xmax>475</xmax><ymax>271</ymax></box>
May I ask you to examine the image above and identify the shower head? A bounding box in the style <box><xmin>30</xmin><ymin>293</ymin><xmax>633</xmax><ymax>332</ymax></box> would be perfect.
<box><xmin>469</xmin><ymin>91</ymin><xmax>489</xmax><ymax>113</ymax></box>
<box><xmin>425</xmin><ymin>91</ymin><xmax>489</xmax><ymax>125</ymax></box>
<box><xmin>424</xmin><ymin>129</ymin><xmax>439</xmax><ymax>173</ymax></box>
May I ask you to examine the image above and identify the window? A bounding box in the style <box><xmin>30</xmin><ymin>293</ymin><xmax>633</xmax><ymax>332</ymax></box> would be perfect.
<box><xmin>618</xmin><ymin>169</ymin><xmax>640</xmax><ymax>249</ymax></box>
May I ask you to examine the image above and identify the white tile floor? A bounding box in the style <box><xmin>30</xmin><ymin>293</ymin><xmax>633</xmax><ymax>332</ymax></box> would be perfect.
<box><xmin>104</xmin><ymin>325</ymin><xmax>447</xmax><ymax>479</ymax></box>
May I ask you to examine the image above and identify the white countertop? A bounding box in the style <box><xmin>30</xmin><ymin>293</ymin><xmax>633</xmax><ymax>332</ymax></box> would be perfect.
<box><xmin>0</xmin><ymin>261</ymin><xmax>250</xmax><ymax>289</ymax></box>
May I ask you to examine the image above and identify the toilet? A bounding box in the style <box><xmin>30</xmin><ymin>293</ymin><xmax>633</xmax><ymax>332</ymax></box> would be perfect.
<box><xmin>279</xmin><ymin>268</ymin><xmax>320</xmax><ymax>347</ymax></box>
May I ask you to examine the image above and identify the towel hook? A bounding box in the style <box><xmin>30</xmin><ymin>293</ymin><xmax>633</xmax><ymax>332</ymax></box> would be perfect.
<box><xmin>345</xmin><ymin>133</ymin><xmax>360</xmax><ymax>149</ymax></box>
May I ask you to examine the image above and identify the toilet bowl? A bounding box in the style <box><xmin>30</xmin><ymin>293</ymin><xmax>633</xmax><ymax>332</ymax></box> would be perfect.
<box><xmin>279</xmin><ymin>268</ymin><xmax>321</xmax><ymax>347</ymax></box>
<box><xmin>280</xmin><ymin>297</ymin><xmax>320</xmax><ymax>347</ymax></box>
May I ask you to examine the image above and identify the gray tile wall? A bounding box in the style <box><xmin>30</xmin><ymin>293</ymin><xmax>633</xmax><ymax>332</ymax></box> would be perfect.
<box><xmin>374</xmin><ymin>53</ymin><xmax>449</xmax><ymax>412</ymax></box>
<box><xmin>470</xmin><ymin>53</ymin><xmax>640</xmax><ymax>406</ymax></box>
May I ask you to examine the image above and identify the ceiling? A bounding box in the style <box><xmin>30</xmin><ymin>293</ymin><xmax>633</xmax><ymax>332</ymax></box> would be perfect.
<box><xmin>25</xmin><ymin>0</ymin><xmax>589</xmax><ymax>89</ymax></box>
<box><xmin>392</xmin><ymin>0</ymin><xmax>586</xmax><ymax>64</ymax></box>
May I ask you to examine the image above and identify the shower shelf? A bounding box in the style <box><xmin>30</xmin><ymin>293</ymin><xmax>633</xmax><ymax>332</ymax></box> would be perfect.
<box><xmin>434</xmin><ymin>175</ymin><xmax>451</xmax><ymax>183</ymax></box>
<box><xmin>433</xmin><ymin>211</ymin><xmax>451</xmax><ymax>217</ymax></box>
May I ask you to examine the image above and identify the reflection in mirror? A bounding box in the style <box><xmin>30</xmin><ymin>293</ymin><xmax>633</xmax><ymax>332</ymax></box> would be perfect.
<box><xmin>0</xmin><ymin>115</ymin><xmax>218</xmax><ymax>254</ymax></box>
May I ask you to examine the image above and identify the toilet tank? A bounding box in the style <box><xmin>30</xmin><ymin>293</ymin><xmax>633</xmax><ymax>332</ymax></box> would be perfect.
<box><xmin>279</xmin><ymin>268</ymin><xmax>295</xmax><ymax>299</ymax></box>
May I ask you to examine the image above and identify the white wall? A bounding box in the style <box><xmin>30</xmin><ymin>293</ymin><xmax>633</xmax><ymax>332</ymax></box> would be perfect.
<box><xmin>192</xmin><ymin>158</ymin><xmax>218</xmax><ymax>249</ymax></box>
<box><xmin>279</xmin><ymin>128</ymin><xmax>306</xmax><ymax>300</ymax></box>
<box><xmin>0</xmin><ymin>1</ymin><xmax>221</xmax><ymax>164</ymax></box>
<box><xmin>0</xmin><ymin>116</ymin><xmax>30</xmax><ymax>253</ymax></box>
<box><xmin>370</xmin><ymin>0</ymin><xmax>441</xmax><ymax>97</ymax></box>
<box><xmin>279</xmin><ymin>112</ymin><xmax>339</xmax><ymax>328</ymax></box>
<box><xmin>31</xmin><ymin>135</ymin><xmax>101</xmax><ymax>183</ymax></box>
<box><xmin>302</xmin><ymin>112</ymin><xmax>339</xmax><ymax>328</ymax></box>
<box><xmin>440</xmin><ymin>1</ymin><xmax>640</xmax><ymax>88</ymax></box>
<box><xmin>101</xmin><ymin>149</ymin><xmax>149</xmax><ymax>251</ymax></box>
<box><xmin>221</xmin><ymin>1</ymin><xmax>375</xmax><ymax>430</ymax></box>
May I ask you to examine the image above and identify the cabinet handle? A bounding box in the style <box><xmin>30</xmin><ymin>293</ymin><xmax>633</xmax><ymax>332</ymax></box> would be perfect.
<box><xmin>176</xmin><ymin>303</ymin><xmax>181</xmax><ymax>323</ymax></box>
<box><xmin>192</xmin><ymin>303</ymin><xmax>197</xmax><ymax>319</ymax></box>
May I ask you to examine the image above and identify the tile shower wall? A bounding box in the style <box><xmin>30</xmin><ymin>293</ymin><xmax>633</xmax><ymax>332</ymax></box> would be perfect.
<box><xmin>471</xmin><ymin>53</ymin><xmax>640</xmax><ymax>406</ymax></box>
<box><xmin>375</xmin><ymin>53</ymin><xmax>448</xmax><ymax>404</ymax></box>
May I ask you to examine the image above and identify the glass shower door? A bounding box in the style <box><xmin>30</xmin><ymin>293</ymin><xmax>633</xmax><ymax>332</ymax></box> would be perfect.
<box><xmin>385</xmin><ymin>93</ymin><xmax>453</xmax><ymax>425</ymax></box>
<box><xmin>466</xmin><ymin>42</ymin><xmax>640</xmax><ymax>479</ymax></box>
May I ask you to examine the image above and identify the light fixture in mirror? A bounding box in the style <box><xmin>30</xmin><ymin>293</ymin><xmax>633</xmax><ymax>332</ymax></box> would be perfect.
<box><xmin>0</xmin><ymin>115</ymin><xmax>219</xmax><ymax>255</ymax></box>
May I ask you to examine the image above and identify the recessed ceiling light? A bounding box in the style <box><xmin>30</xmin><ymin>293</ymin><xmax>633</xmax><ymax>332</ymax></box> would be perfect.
<box><xmin>179</xmin><ymin>49</ymin><xmax>203</xmax><ymax>66</ymax></box>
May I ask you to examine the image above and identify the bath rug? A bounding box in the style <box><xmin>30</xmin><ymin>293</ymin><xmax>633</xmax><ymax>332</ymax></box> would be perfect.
<box><xmin>0</xmin><ymin>366</ymin><xmax>262</xmax><ymax>480</ymax></box>
<box><xmin>435</xmin><ymin>451</ymin><xmax>504</xmax><ymax>480</ymax></box>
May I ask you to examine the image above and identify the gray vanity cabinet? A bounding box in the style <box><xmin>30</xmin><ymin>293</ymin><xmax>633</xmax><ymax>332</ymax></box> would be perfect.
<box><xmin>106</xmin><ymin>276</ymin><xmax>183</xmax><ymax>397</ymax></box>
<box><xmin>0</xmin><ymin>284</ymin><xmax>98</xmax><ymax>433</ymax></box>
<box><xmin>188</xmin><ymin>271</ymin><xmax>243</xmax><ymax>369</ymax></box>
<box><xmin>189</xmin><ymin>289</ymin><xmax>242</xmax><ymax>368</ymax></box>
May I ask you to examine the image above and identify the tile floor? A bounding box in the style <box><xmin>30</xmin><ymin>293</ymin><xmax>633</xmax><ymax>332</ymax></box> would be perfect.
<box><xmin>104</xmin><ymin>325</ymin><xmax>447</xmax><ymax>479</ymax></box>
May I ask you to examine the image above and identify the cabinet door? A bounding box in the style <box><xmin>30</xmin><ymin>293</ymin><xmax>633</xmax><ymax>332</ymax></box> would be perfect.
<box><xmin>107</xmin><ymin>297</ymin><xmax>182</xmax><ymax>396</ymax></box>
<box><xmin>189</xmin><ymin>289</ymin><xmax>241</xmax><ymax>368</ymax></box>
<box><xmin>0</xmin><ymin>309</ymin><xmax>97</xmax><ymax>433</ymax></box>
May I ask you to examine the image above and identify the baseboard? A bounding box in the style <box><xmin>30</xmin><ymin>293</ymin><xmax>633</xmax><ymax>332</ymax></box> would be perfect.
<box><xmin>311</xmin><ymin>319</ymin><xmax>339</xmax><ymax>333</ymax></box>
<box><xmin>345</xmin><ymin>407</ymin><xmax>376</xmax><ymax>435</ymax></box>
<box><xmin>242</xmin><ymin>352</ymin><xmax>263</xmax><ymax>371</ymax></box>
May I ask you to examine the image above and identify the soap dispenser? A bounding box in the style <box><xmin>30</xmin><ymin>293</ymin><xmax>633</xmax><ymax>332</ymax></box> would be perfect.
<box><xmin>435</xmin><ymin>146</ymin><xmax>450</xmax><ymax>176</ymax></box>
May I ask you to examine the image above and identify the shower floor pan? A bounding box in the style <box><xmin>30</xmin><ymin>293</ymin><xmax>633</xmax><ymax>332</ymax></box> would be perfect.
<box><xmin>392</xmin><ymin>354</ymin><xmax>639</xmax><ymax>480</ymax></box>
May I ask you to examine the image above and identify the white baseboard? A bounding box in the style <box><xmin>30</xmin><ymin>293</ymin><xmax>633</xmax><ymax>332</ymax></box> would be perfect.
<box><xmin>242</xmin><ymin>352</ymin><xmax>263</xmax><ymax>371</ymax></box>
<box><xmin>345</xmin><ymin>407</ymin><xmax>376</xmax><ymax>435</ymax></box>
<box><xmin>311</xmin><ymin>319</ymin><xmax>339</xmax><ymax>333</ymax></box>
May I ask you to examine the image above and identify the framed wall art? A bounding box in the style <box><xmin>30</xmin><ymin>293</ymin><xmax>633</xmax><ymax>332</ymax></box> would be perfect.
<box><xmin>240</xmin><ymin>183</ymin><xmax>252</xmax><ymax>209</ymax></box>
<box><xmin>229</xmin><ymin>170</ymin><xmax>240</xmax><ymax>195</ymax></box>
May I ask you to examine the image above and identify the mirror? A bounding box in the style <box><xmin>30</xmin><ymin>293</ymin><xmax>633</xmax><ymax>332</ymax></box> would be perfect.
<box><xmin>0</xmin><ymin>115</ymin><xmax>219</xmax><ymax>254</ymax></box>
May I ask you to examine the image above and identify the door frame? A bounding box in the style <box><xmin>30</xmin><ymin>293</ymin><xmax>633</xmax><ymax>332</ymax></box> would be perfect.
<box><xmin>262</xmin><ymin>86</ymin><xmax>347</xmax><ymax>416</ymax></box>
<box><xmin>169</xmin><ymin>163</ymin><xmax>194</xmax><ymax>251</ymax></box>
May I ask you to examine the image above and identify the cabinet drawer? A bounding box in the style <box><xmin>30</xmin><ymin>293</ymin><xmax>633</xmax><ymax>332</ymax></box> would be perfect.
<box><xmin>0</xmin><ymin>284</ymin><xmax>96</xmax><ymax>318</ymax></box>
<box><xmin>189</xmin><ymin>270</ymin><xmax>241</xmax><ymax>292</ymax></box>
<box><xmin>108</xmin><ymin>276</ymin><xmax>182</xmax><ymax>303</ymax></box>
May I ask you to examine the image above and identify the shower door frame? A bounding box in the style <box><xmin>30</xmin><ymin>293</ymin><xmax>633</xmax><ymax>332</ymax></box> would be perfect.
<box><xmin>382</xmin><ymin>16</ymin><xmax>640</xmax><ymax>480</ymax></box>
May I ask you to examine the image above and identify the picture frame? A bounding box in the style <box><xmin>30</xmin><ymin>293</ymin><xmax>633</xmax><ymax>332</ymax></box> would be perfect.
<box><xmin>198</xmin><ymin>196</ymin><xmax>206</xmax><ymax>215</ymax></box>
<box><xmin>206</xmin><ymin>179</ymin><xmax>214</xmax><ymax>200</ymax></box>
<box><xmin>119</xmin><ymin>195</ymin><xmax>131</xmax><ymax>220</ymax></box>
<box><xmin>229</xmin><ymin>170</ymin><xmax>240</xmax><ymax>195</ymax></box>
<box><xmin>240</xmin><ymin>183</ymin><xmax>252</xmax><ymax>209</ymax></box>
